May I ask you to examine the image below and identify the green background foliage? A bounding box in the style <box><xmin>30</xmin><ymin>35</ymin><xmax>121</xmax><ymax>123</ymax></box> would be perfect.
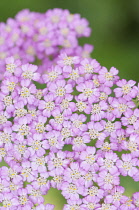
<box><xmin>0</xmin><ymin>0</ymin><xmax>139</xmax><ymax>209</ymax></box>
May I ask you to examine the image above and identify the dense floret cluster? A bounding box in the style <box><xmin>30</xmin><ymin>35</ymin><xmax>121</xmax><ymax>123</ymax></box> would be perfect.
<box><xmin>0</xmin><ymin>9</ymin><xmax>139</xmax><ymax>210</ymax></box>
<box><xmin>0</xmin><ymin>9</ymin><xmax>92</xmax><ymax>80</ymax></box>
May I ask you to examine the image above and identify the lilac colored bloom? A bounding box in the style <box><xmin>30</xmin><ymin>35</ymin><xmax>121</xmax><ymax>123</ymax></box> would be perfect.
<box><xmin>1</xmin><ymin>192</ymin><xmax>19</xmax><ymax>209</ymax></box>
<box><xmin>121</xmin><ymin>108</ymin><xmax>139</xmax><ymax>126</ymax></box>
<box><xmin>47</xmin><ymin>151</ymin><xmax>70</xmax><ymax>175</ymax></box>
<box><xmin>97</xmin><ymin>151</ymin><xmax>119</xmax><ymax>172</ymax></box>
<box><xmin>120</xmin><ymin>196</ymin><xmax>135</xmax><ymax>210</ymax></box>
<box><xmin>79</xmin><ymin>146</ymin><xmax>98</xmax><ymax>171</ymax></box>
<box><xmin>70</xmin><ymin>113</ymin><xmax>87</xmax><ymax>134</ymax></box>
<box><xmin>114</xmin><ymin>79</ymin><xmax>138</xmax><ymax>101</ymax></box>
<box><xmin>90</xmin><ymin>101</ymin><xmax>108</xmax><ymax>121</ymax></box>
<box><xmin>98</xmin><ymin>66</ymin><xmax>119</xmax><ymax>87</ymax></box>
<box><xmin>76</xmin><ymin>80</ymin><xmax>100</xmax><ymax>104</ymax></box>
<box><xmin>80</xmin><ymin>58</ymin><xmax>101</xmax><ymax>74</ymax></box>
<box><xmin>21</xmin><ymin>63</ymin><xmax>40</xmax><ymax>81</ymax></box>
<box><xmin>97</xmin><ymin>168</ymin><xmax>120</xmax><ymax>190</ymax></box>
<box><xmin>48</xmin><ymin>79</ymin><xmax>73</xmax><ymax>101</ymax></box>
<box><xmin>105</xmin><ymin>186</ymin><xmax>125</xmax><ymax>207</ymax></box>
<box><xmin>111</xmin><ymin>97</ymin><xmax>135</xmax><ymax>118</ymax></box>
<box><xmin>15</xmin><ymin>79</ymin><xmax>37</xmax><ymax>105</ymax></box>
<box><xmin>116</xmin><ymin>153</ymin><xmax>138</xmax><ymax>177</ymax></box>
<box><xmin>61</xmin><ymin>181</ymin><xmax>83</xmax><ymax>201</ymax></box>
<box><xmin>83</xmin><ymin>184</ymin><xmax>104</xmax><ymax>201</ymax></box>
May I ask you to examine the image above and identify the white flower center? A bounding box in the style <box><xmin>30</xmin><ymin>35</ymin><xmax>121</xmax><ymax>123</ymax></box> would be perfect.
<box><xmin>31</xmin><ymin>189</ymin><xmax>41</xmax><ymax>197</ymax></box>
<box><xmin>32</xmin><ymin>140</ymin><xmax>42</xmax><ymax>151</ymax></box>
<box><xmin>0</xmin><ymin>115</ymin><xmax>7</xmax><ymax>124</ymax></box>
<box><xmin>3</xmin><ymin>96</ymin><xmax>12</xmax><ymax>106</ymax></box>
<box><xmin>99</xmin><ymin>92</ymin><xmax>108</xmax><ymax>100</ymax></box>
<box><xmin>18</xmin><ymin>144</ymin><xmax>26</xmax><ymax>154</ymax></box>
<box><xmin>48</xmin><ymin>137</ymin><xmax>57</xmax><ymax>146</ymax></box>
<box><xmin>15</xmin><ymin>108</ymin><xmax>27</xmax><ymax>117</ymax></box>
<box><xmin>22</xmin><ymin>167</ymin><xmax>32</xmax><ymax>177</ymax></box>
<box><xmin>83</xmin><ymin>88</ymin><xmax>93</xmax><ymax>97</ymax></box>
<box><xmin>93</xmin><ymin>79</ymin><xmax>100</xmax><ymax>87</ymax></box>
<box><xmin>7</xmin><ymin>82</ymin><xmax>16</xmax><ymax>92</ymax></box>
<box><xmin>91</xmin><ymin>104</ymin><xmax>101</xmax><ymax>114</ymax></box>
<box><xmin>0</xmin><ymin>132</ymin><xmax>11</xmax><ymax>143</ymax></box>
<box><xmin>51</xmin><ymin>15</ymin><xmax>60</xmax><ymax>23</ymax></box>
<box><xmin>122</xmin><ymin>84</ymin><xmax>131</xmax><ymax>94</ymax></box>
<box><xmin>9</xmin><ymin>182</ymin><xmax>17</xmax><ymax>191</ymax></box>
<box><xmin>104</xmin><ymin>159</ymin><xmax>114</xmax><ymax>169</ymax></box>
<box><xmin>68</xmin><ymin>183</ymin><xmax>77</xmax><ymax>194</ymax></box>
<box><xmin>105</xmin><ymin>121</ymin><xmax>115</xmax><ymax>133</ymax></box>
<box><xmin>8</xmin><ymin>168</ymin><xmax>17</xmax><ymax>178</ymax></box>
<box><xmin>86</xmin><ymin>154</ymin><xmax>95</xmax><ymax>164</ymax></box>
<box><xmin>35</xmin><ymin>90</ymin><xmax>42</xmax><ymax>99</ymax></box>
<box><xmin>19</xmin><ymin>124</ymin><xmax>30</xmax><ymax>136</ymax></box>
<box><xmin>88</xmin><ymin>186</ymin><xmax>98</xmax><ymax>196</ymax></box>
<box><xmin>104</xmin><ymin>173</ymin><xmax>113</xmax><ymax>184</ymax></box>
<box><xmin>56</xmin><ymin>87</ymin><xmax>66</xmax><ymax>97</ymax></box>
<box><xmin>36</xmin><ymin>157</ymin><xmax>45</xmax><ymax>166</ymax></box>
<box><xmin>122</xmin><ymin>161</ymin><xmax>132</xmax><ymax>171</ymax></box>
<box><xmin>61</xmin><ymin>99</ymin><xmax>69</xmax><ymax>109</ymax></box>
<box><xmin>45</xmin><ymin>101</ymin><xmax>55</xmax><ymax>111</ymax></box>
<box><xmin>48</xmin><ymin>71</ymin><xmax>58</xmax><ymax>81</ymax></box>
<box><xmin>37</xmin><ymin>177</ymin><xmax>47</xmax><ymax>186</ymax></box>
<box><xmin>36</xmin><ymin>123</ymin><xmax>45</xmax><ymax>133</ymax></box>
<box><xmin>84</xmin><ymin>64</ymin><xmax>94</xmax><ymax>73</ymax></box>
<box><xmin>105</xmin><ymin>72</ymin><xmax>113</xmax><ymax>81</ymax></box>
<box><xmin>61</xmin><ymin>127</ymin><xmax>71</xmax><ymax>138</ymax></box>
<box><xmin>87</xmin><ymin>203</ymin><xmax>95</xmax><ymax>209</ymax></box>
<box><xmin>101</xmin><ymin>142</ymin><xmax>111</xmax><ymax>151</ymax></box>
<box><xmin>128</xmin><ymin>115</ymin><xmax>137</xmax><ymax>124</ymax></box>
<box><xmin>19</xmin><ymin>195</ymin><xmax>28</xmax><ymax>205</ymax></box>
<box><xmin>118</xmin><ymin>104</ymin><xmax>127</xmax><ymax>112</ymax></box>
<box><xmin>70</xmin><ymin>70</ymin><xmax>79</xmax><ymax>80</ymax></box>
<box><xmin>0</xmin><ymin>148</ymin><xmax>6</xmax><ymax>158</ymax></box>
<box><xmin>55</xmin><ymin>114</ymin><xmax>64</xmax><ymax>124</ymax></box>
<box><xmin>71</xmin><ymin>170</ymin><xmax>81</xmax><ymax>180</ymax></box>
<box><xmin>102</xmin><ymin>204</ymin><xmax>111</xmax><ymax>210</ymax></box>
<box><xmin>76</xmin><ymin>101</ymin><xmax>86</xmax><ymax>112</ymax></box>
<box><xmin>113</xmin><ymin>192</ymin><xmax>122</xmax><ymax>201</ymax></box>
<box><xmin>73</xmin><ymin>137</ymin><xmax>83</xmax><ymax>146</ymax></box>
<box><xmin>128</xmin><ymin>141</ymin><xmax>138</xmax><ymax>152</ymax></box>
<box><xmin>53</xmin><ymin>157</ymin><xmax>63</xmax><ymax>167</ymax></box>
<box><xmin>28</xmin><ymin>109</ymin><xmax>36</xmax><ymax>117</ymax></box>
<box><xmin>63</xmin><ymin>56</ymin><xmax>73</xmax><ymax>65</ymax></box>
<box><xmin>73</xmin><ymin>120</ymin><xmax>82</xmax><ymax>128</ymax></box>
<box><xmin>3</xmin><ymin>199</ymin><xmax>12</xmax><ymax>208</ymax></box>
<box><xmin>6</xmin><ymin>63</ymin><xmax>16</xmax><ymax>73</ymax></box>
<box><xmin>53</xmin><ymin>175</ymin><xmax>63</xmax><ymax>183</ymax></box>
<box><xmin>22</xmin><ymin>70</ymin><xmax>33</xmax><ymax>79</ymax></box>
<box><xmin>21</xmin><ymin>87</ymin><xmax>30</xmax><ymax>98</ymax></box>
<box><xmin>89</xmin><ymin>129</ymin><xmax>99</xmax><ymax>139</ymax></box>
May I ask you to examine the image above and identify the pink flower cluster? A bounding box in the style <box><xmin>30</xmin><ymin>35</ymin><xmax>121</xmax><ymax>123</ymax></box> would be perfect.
<box><xmin>0</xmin><ymin>9</ymin><xmax>139</xmax><ymax>210</ymax></box>
<box><xmin>0</xmin><ymin>9</ymin><xmax>93</xmax><ymax>80</ymax></box>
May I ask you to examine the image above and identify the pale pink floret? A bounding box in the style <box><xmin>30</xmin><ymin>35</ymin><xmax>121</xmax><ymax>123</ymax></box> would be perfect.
<box><xmin>114</xmin><ymin>79</ymin><xmax>138</xmax><ymax>101</ymax></box>
<box><xmin>116</xmin><ymin>153</ymin><xmax>138</xmax><ymax>177</ymax></box>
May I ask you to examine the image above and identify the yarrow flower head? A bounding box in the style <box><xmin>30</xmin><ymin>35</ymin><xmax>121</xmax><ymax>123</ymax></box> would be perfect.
<box><xmin>0</xmin><ymin>8</ymin><xmax>139</xmax><ymax>210</ymax></box>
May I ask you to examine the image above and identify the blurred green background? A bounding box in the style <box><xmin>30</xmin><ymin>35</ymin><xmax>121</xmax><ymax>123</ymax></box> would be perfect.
<box><xmin>1</xmin><ymin>0</ymin><xmax>139</xmax><ymax>209</ymax></box>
